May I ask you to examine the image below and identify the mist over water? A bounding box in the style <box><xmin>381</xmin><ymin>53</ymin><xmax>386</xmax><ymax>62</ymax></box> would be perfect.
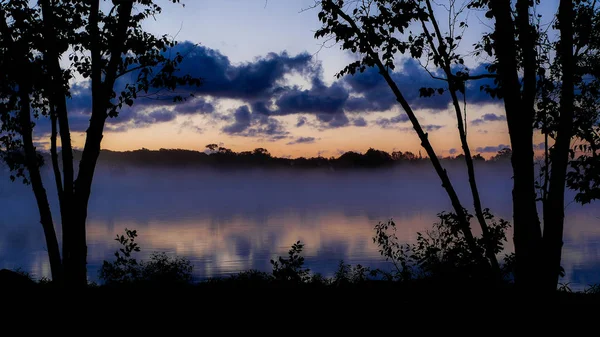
<box><xmin>1</xmin><ymin>162</ymin><xmax>599</xmax><ymax>289</ymax></box>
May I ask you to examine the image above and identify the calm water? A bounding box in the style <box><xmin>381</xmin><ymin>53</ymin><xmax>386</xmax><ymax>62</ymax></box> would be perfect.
<box><xmin>1</xmin><ymin>163</ymin><xmax>599</xmax><ymax>289</ymax></box>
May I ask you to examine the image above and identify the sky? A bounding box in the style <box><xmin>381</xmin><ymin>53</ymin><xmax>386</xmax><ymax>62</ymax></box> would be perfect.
<box><xmin>45</xmin><ymin>0</ymin><xmax>561</xmax><ymax>159</ymax></box>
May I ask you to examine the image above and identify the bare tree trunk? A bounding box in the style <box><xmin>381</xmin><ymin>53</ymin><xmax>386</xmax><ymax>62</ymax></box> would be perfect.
<box><xmin>489</xmin><ymin>0</ymin><xmax>542</xmax><ymax>289</ymax></box>
<box><xmin>18</xmin><ymin>81</ymin><xmax>63</xmax><ymax>283</ymax></box>
<box><xmin>542</xmin><ymin>0</ymin><xmax>575</xmax><ymax>291</ymax></box>
<box><xmin>68</xmin><ymin>0</ymin><xmax>134</xmax><ymax>286</ymax></box>
<box><xmin>39</xmin><ymin>0</ymin><xmax>76</xmax><ymax>285</ymax></box>
<box><xmin>421</xmin><ymin>0</ymin><xmax>499</xmax><ymax>273</ymax></box>
<box><xmin>333</xmin><ymin>6</ymin><xmax>480</xmax><ymax>254</ymax></box>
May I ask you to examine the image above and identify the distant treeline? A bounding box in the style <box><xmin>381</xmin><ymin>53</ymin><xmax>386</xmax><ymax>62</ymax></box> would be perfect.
<box><xmin>38</xmin><ymin>144</ymin><xmax>512</xmax><ymax>170</ymax></box>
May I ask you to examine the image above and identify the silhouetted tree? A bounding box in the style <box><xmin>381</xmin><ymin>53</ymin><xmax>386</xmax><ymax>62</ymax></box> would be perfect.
<box><xmin>490</xmin><ymin>148</ymin><xmax>512</xmax><ymax>162</ymax></box>
<box><xmin>0</xmin><ymin>0</ymin><xmax>200</xmax><ymax>286</ymax></box>
<box><xmin>316</xmin><ymin>0</ymin><xmax>600</xmax><ymax>291</ymax></box>
<box><xmin>315</xmin><ymin>0</ymin><xmax>498</xmax><ymax>274</ymax></box>
<box><xmin>471</xmin><ymin>0</ymin><xmax>597</xmax><ymax>291</ymax></box>
<box><xmin>205</xmin><ymin>144</ymin><xmax>219</xmax><ymax>152</ymax></box>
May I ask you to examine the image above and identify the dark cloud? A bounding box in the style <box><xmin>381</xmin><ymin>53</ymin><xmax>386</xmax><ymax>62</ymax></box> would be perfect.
<box><xmin>344</xmin><ymin>59</ymin><xmax>450</xmax><ymax>113</ymax></box>
<box><xmin>533</xmin><ymin>142</ymin><xmax>546</xmax><ymax>150</ymax></box>
<box><xmin>222</xmin><ymin>105</ymin><xmax>289</xmax><ymax>140</ymax></box>
<box><xmin>352</xmin><ymin>117</ymin><xmax>368</xmax><ymax>127</ymax></box>
<box><xmin>397</xmin><ymin>124</ymin><xmax>443</xmax><ymax>132</ymax></box>
<box><xmin>55</xmin><ymin>42</ymin><xmax>314</xmax><ymax>134</ymax></box>
<box><xmin>44</xmin><ymin>43</ymin><xmax>504</xmax><ymax>138</ymax></box>
<box><xmin>344</xmin><ymin>60</ymin><xmax>502</xmax><ymax>114</ymax></box>
<box><xmin>317</xmin><ymin>112</ymin><xmax>350</xmax><ymax>128</ymax></box>
<box><xmin>471</xmin><ymin>113</ymin><xmax>506</xmax><ymax>126</ymax></box>
<box><xmin>254</xmin><ymin>75</ymin><xmax>351</xmax><ymax>129</ymax></box>
<box><xmin>476</xmin><ymin>144</ymin><xmax>511</xmax><ymax>153</ymax></box>
<box><xmin>422</xmin><ymin>124</ymin><xmax>443</xmax><ymax>132</ymax></box>
<box><xmin>449</xmin><ymin>148</ymin><xmax>457</xmax><ymax>155</ymax></box>
<box><xmin>275</xmin><ymin>78</ymin><xmax>348</xmax><ymax>115</ymax></box>
<box><xmin>286</xmin><ymin>136</ymin><xmax>317</xmax><ymax>145</ymax></box>
<box><xmin>375</xmin><ymin>114</ymin><xmax>410</xmax><ymax>129</ymax></box>
<box><xmin>175</xmin><ymin>97</ymin><xmax>215</xmax><ymax>115</ymax></box>
<box><xmin>169</xmin><ymin>42</ymin><xmax>315</xmax><ymax>101</ymax></box>
<box><xmin>222</xmin><ymin>106</ymin><xmax>252</xmax><ymax>134</ymax></box>
<box><xmin>462</xmin><ymin>62</ymin><xmax>502</xmax><ymax>105</ymax></box>
<box><xmin>296</xmin><ymin>116</ymin><xmax>307</xmax><ymax>127</ymax></box>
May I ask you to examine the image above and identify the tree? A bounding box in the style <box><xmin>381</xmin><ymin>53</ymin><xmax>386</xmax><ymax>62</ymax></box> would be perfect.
<box><xmin>474</xmin><ymin>0</ymin><xmax>596</xmax><ymax>291</ymax></box>
<box><xmin>205</xmin><ymin>144</ymin><xmax>219</xmax><ymax>152</ymax></box>
<box><xmin>490</xmin><ymin>148</ymin><xmax>512</xmax><ymax>162</ymax></box>
<box><xmin>0</xmin><ymin>0</ymin><xmax>201</xmax><ymax>286</ymax></box>
<box><xmin>315</xmin><ymin>0</ymin><xmax>600</xmax><ymax>291</ymax></box>
<box><xmin>315</xmin><ymin>0</ymin><xmax>500</xmax><ymax>275</ymax></box>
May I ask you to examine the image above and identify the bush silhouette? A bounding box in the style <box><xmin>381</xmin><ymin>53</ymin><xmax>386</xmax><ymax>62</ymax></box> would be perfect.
<box><xmin>99</xmin><ymin>228</ymin><xmax>192</xmax><ymax>286</ymax></box>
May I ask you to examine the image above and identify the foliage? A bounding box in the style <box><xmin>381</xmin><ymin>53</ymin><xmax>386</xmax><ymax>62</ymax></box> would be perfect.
<box><xmin>333</xmin><ymin>260</ymin><xmax>373</xmax><ymax>285</ymax></box>
<box><xmin>99</xmin><ymin>228</ymin><xmax>192</xmax><ymax>286</ymax></box>
<box><xmin>1</xmin><ymin>0</ymin><xmax>203</xmax><ymax>285</ymax></box>
<box><xmin>270</xmin><ymin>241</ymin><xmax>311</xmax><ymax>283</ymax></box>
<box><xmin>584</xmin><ymin>283</ymin><xmax>600</xmax><ymax>294</ymax></box>
<box><xmin>374</xmin><ymin>209</ymin><xmax>511</xmax><ymax>282</ymax></box>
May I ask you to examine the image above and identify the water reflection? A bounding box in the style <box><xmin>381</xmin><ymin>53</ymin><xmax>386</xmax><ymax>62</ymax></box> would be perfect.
<box><xmin>1</xmin><ymin>164</ymin><xmax>599</xmax><ymax>289</ymax></box>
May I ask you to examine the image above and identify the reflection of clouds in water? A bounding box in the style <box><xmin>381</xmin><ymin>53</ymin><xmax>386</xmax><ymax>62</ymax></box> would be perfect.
<box><xmin>83</xmin><ymin>210</ymin><xmax>436</xmax><ymax>280</ymax></box>
<box><xmin>560</xmin><ymin>208</ymin><xmax>600</xmax><ymax>288</ymax></box>
<box><xmin>0</xmin><ymin>165</ymin><xmax>599</xmax><ymax>288</ymax></box>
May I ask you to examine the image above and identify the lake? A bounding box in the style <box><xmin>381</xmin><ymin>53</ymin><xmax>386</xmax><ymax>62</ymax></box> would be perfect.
<box><xmin>1</xmin><ymin>163</ymin><xmax>599</xmax><ymax>289</ymax></box>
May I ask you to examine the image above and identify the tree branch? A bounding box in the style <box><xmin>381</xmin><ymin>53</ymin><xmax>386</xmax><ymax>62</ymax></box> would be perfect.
<box><xmin>330</xmin><ymin>3</ymin><xmax>479</xmax><ymax>254</ymax></box>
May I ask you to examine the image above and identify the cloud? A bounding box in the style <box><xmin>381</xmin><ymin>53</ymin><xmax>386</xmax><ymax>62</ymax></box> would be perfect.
<box><xmin>449</xmin><ymin>148</ymin><xmax>457</xmax><ymax>155</ymax></box>
<box><xmin>286</xmin><ymin>136</ymin><xmax>317</xmax><ymax>145</ymax></box>
<box><xmin>221</xmin><ymin>105</ymin><xmax>289</xmax><ymax>141</ymax></box>
<box><xmin>398</xmin><ymin>124</ymin><xmax>443</xmax><ymax>132</ymax></box>
<box><xmin>471</xmin><ymin>113</ymin><xmax>506</xmax><ymax>126</ymax></box>
<box><xmin>375</xmin><ymin>114</ymin><xmax>409</xmax><ymax>129</ymax></box>
<box><xmin>344</xmin><ymin>59</ymin><xmax>503</xmax><ymax>114</ymax></box>
<box><xmin>476</xmin><ymin>144</ymin><xmax>511</xmax><ymax>153</ymax></box>
<box><xmin>422</xmin><ymin>124</ymin><xmax>443</xmax><ymax>132</ymax></box>
<box><xmin>42</xmin><ymin>43</ymin><xmax>505</xmax><ymax>138</ymax></box>
<box><xmin>343</xmin><ymin>59</ymin><xmax>450</xmax><ymax>113</ymax></box>
<box><xmin>103</xmin><ymin>108</ymin><xmax>179</xmax><ymax>132</ymax></box>
<box><xmin>179</xmin><ymin>120</ymin><xmax>203</xmax><ymax>134</ymax></box>
<box><xmin>56</xmin><ymin>42</ymin><xmax>314</xmax><ymax>134</ymax></box>
<box><xmin>168</xmin><ymin>42</ymin><xmax>314</xmax><ymax>101</ymax></box>
<box><xmin>317</xmin><ymin>112</ymin><xmax>350</xmax><ymax>128</ymax></box>
<box><xmin>352</xmin><ymin>117</ymin><xmax>368</xmax><ymax>127</ymax></box>
<box><xmin>222</xmin><ymin>106</ymin><xmax>252</xmax><ymax>134</ymax></box>
<box><xmin>462</xmin><ymin>62</ymin><xmax>502</xmax><ymax>105</ymax></box>
<box><xmin>175</xmin><ymin>97</ymin><xmax>215</xmax><ymax>115</ymax></box>
<box><xmin>296</xmin><ymin>116</ymin><xmax>307</xmax><ymax>127</ymax></box>
<box><xmin>533</xmin><ymin>142</ymin><xmax>546</xmax><ymax>150</ymax></box>
<box><xmin>274</xmin><ymin>78</ymin><xmax>348</xmax><ymax>116</ymax></box>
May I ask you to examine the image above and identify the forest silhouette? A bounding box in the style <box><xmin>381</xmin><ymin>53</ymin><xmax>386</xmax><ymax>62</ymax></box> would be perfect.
<box><xmin>32</xmin><ymin>145</ymin><xmax>504</xmax><ymax>170</ymax></box>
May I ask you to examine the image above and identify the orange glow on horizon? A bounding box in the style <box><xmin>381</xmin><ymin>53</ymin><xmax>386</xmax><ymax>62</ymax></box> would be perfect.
<box><xmin>63</xmin><ymin>104</ymin><xmax>515</xmax><ymax>160</ymax></box>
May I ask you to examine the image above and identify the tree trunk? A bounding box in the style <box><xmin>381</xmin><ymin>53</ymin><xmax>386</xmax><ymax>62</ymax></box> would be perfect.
<box><xmin>18</xmin><ymin>81</ymin><xmax>63</xmax><ymax>283</ymax></box>
<box><xmin>542</xmin><ymin>0</ymin><xmax>575</xmax><ymax>291</ymax></box>
<box><xmin>39</xmin><ymin>0</ymin><xmax>76</xmax><ymax>286</ymax></box>
<box><xmin>65</xmin><ymin>0</ymin><xmax>134</xmax><ymax>286</ymax></box>
<box><xmin>489</xmin><ymin>0</ymin><xmax>543</xmax><ymax>289</ymax></box>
